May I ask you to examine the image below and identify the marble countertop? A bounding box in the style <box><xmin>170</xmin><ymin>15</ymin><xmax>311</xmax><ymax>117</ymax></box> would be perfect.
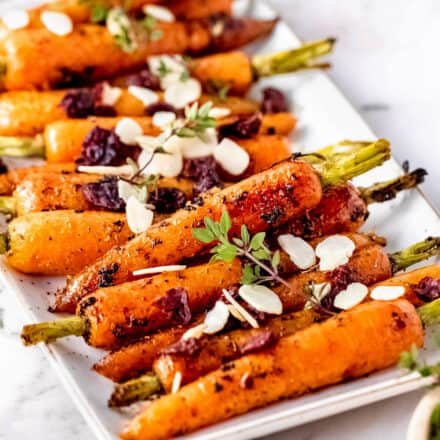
<box><xmin>1</xmin><ymin>1</ymin><xmax>439</xmax><ymax>439</ymax></box>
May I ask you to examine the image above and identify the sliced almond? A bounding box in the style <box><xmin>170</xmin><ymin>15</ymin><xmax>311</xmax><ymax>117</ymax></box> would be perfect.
<box><xmin>115</xmin><ymin>117</ymin><xmax>144</xmax><ymax>145</ymax></box>
<box><xmin>333</xmin><ymin>282</ymin><xmax>369</xmax><ymax>310</ymax></box>
<box><xmin>171</xmin><ymin>371</ymin><xmax>182</xmax><ymax>394</ymax></box>
<box><xmin>370</xmin><ymin>285</ymin><xmax>406</xmax><ymax>301</ymax></box>
<box><xmin>77</xmin><ymin>164</ymin><xmax>133</xmax><ymax>176</ymax></box>
<box><xmin>315</xmin><ymin>235</ymin><xmax>356</xmax><ymax>271</ymax></box>
<box><xmin>152</xmin><ymin>111</ymin><xmax>176</xmax><ymax>128</ymax></box>
<box><xmin>126</xmin><ymin>196</ymin><xmax>154</xmax><ymax>234</ymax></box>
<box><xmin>227</xmin><ymin>304</ymin><xmax>246</xmax><ymax>322</ymax></box>
<box><xmin>2</xmin><ymin>9</ymin><xmax>29</xmax><ymax>30</ymax></box>
<box><xmin>132</xmin><ymin>265</ymin><xmax>186</xmax><ymax>276</ymax></box>
<box><xmin>143</xmin><ymin>4</ymin><xmax>175</xmax><ymax>23</ymax></box>
<box><xmin>101</xmin><ymin>82</ymin><xmax>122</xmax><ymax>106</ymax></box>
<box><xmin>222</xmin><ymin>289</ymin><xmax>259</xmax><ymax>328</ymax></box>
<box><xmin>165</xmin><ymin>131</ymin><xmax>217</xmax><ymax>159</ymax></box>
<box><xmin>214</xmin><ymin>138</ymin><xmax>250</xmax><ymax>176</ymax></box>
<box><xmin>203</xmin><ymin>301</ymin><xmax>230</xmax><ymax>334</ymax></box>
<box><xmin>238</xmin><ymin>284</ymin><xmax>283</xmax><ymax>315</ymax></box>
<box><xmin>137</xmin><ymin>148</ymin><xmax>183</xmax><ymax>178</ymax></box>
<box><xmin>128</xmin><ymin>85</ymin><xmax>159</xmax><ymax>107</ymax></box>
<box><xmin>164</xmin><ymin>78</ymin><xmax>202</xmax><ymax>109</ymax></box>
<box><xmin>40</xmin><ymin>11</ymin><xmax>73</xmax><ymax>36</ymax></box>
<box><xmin>277</xmin><ymin>234</ymin><xmax>316</xmax><ymax>270</ymax></box>
<box><xmin>209</xmin><ymin>107</ymin><xmax>231</xmax><ymax>119</ymax></box>
<box><xmin>117</xmin><ymin>180</ymin><xmax>147</xmax><ymax>204</ymax></box>
<box><xmin>181</xmin><ymin>323</ymin><xmax>206</xmax><ymax>341</ymax></box>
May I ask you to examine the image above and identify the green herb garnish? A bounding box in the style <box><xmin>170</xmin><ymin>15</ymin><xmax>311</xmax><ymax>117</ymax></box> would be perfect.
<box><xmin>141</xmin><ymin>14</ymin><xmax>163</xmax><ymax>42</ymax></box>
<box><xmin>206</xmin><ymin>79</ymin><xmax>230</xmax><ymax>101</ymax></box>
<box><xmin>192</xmin><ymin>211</ymin><xmax>288</xmax><ymax>288</ymax></box>
<box><xmin>174</xmin><ymin>102</ymin><xmax>216</xmax><ymax>139</ymax></box>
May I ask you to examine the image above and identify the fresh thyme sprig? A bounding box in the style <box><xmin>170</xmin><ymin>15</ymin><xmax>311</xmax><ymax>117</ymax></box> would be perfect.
<box><xmin>174</xmin><ymin>102</ymin><xmax>217</xmax><ymax>139</ymax></box>
<box><xmin>79</xmin><ymin>0</ymin><xmax>109</xmax><ymax>23</ymax></box>
<box><xmin>192</xmin><ymin>211</ymin><xmax>289</xmax><ymax>289</ymax></box>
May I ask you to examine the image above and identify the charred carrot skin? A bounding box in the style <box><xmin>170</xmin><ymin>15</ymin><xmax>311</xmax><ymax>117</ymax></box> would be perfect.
<box><xmin>1</xmin><ymin>17</ymin><xmax>277</xmax><ymax>91</ymax></box>
<box><xmin>44</xmin><ymin>118</ymin><xmax>292</xmax><ymax>164</ymax></box>
<box><xmin>121</xmin><ymin>299</ymin><xmax>423</xmax><ymax>440</ymax></box>
<box><xmin>6</xmin><ymin>210</ymin><xmax>133</xmax><ymax>275</ymax></box>
<box><xmin>0</xmin><ymin>163</ymin><xmax>76</xmax><ymax>195</ymax></box>
<box><xmin>53</xmin><ymin>158</ymin><xmax>322</xmax><ymax>313</ymax></box>
<box><xmin>74</xmin><ymin>237</ymin><xmax>386</xmax><ymax>350</ymax></box>
<box><xmin>272</xmin><ymin>183</ymin><xmax>369</xmax><ymax>239</ymax></box>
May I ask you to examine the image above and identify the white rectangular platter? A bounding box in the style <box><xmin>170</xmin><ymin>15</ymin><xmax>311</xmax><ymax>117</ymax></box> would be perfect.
<box><xmin>0</xmin><ymin>0</ymin><xmax>439</xmax><ymax>439</ymax></box>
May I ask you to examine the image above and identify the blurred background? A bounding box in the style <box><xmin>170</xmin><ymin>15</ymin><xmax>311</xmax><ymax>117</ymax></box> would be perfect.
<box><xmin>0</xmin><ymin>1</ymin><xmax>438</xmax><ymax>439</ymax></box>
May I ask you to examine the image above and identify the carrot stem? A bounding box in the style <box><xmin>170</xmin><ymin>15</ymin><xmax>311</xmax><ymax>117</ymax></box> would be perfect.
<box><xmin>360</xmin><ymin>168</ymin><xmax>427</xmax><ymax>205</ymax></box>
<box><xmin>302</xmin><ymin>139</ymin><xmax>391</xmax><ymax>186</ymax></box>
<box><xmin>252</xmin><ymin>38</ymin><xmax>336</xmax><ymax>78</ymax></box>
<box><xmin>0</xmin><ymin>196</ymin><xmax>15</xmax><ymax>215</ymax></box>
<box><xmin>21</xmin><ymin>316</ymin><xmax>86</xmax><ymax>346</ymax></box>
<box><xmin>418</xmin><ymin>298</ymin><xmax>440</xmax><ymax>326</ymax></box>
<box><xmin>389</xmin><ymin>237</ymin><xmax>440</xmax><ymax>273</ymax></box>
<box><xmin>0</xmin><ymin>136</ymin><xmax>45</xmax><ymax>158</ymax></box>
<box><xmin>109</xmin><ymin>373</ymin><xmax>162</xmax><ymax>407</ymax></box>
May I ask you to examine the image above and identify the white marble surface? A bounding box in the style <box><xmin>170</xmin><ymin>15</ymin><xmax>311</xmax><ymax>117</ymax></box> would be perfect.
<box><xmin>1</xmin><ymin>1</ymin><xmax>439</xmax><ymax>439</ymax></box>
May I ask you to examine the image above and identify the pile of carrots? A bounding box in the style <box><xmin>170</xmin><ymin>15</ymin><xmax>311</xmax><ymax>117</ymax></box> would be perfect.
<box><xmin>0</xmin><ymin>0</ymin><xmax>437</xmax><ymax>439</ymax></box>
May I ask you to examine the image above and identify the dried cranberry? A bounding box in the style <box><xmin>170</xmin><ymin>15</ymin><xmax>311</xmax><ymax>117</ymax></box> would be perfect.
<box><xmin>81</xmin><ymin>176</ymin><xmax>125</xmax><ymax>212</ymax></box>
<box><xmin>76</xmin><ymin>126</ymin><xmax>138</xmax><ymax>166</ymax></box>
<box><xmin>160</xmin><ymin>337</ymin><xmax>202</xmax><ymax>357</ymax></box>
<box><xmin>124</xmin><ymin>69</ymin><xmax>161</xmax><ymax>90</ymax></box>
<box><xmin>149</xmin><ymin>187</ymin><xmax>187</xmax><ymax>214</ymax></box>
<box><xmin>156</xmin><ymin>288</ymin><xmax>192</xmax><ymax>325</ymax></box>
<box><xmin>414</xmin><ymin>277</ymin><xmax>440</xmax><ymax>303</ymax></box>
<box><xmin>330</xmin><ymin>264</ymin><xmax>353</xmax><ymax>293</ymax></box>
<box><xmin>239</xmin><ymin>330</ymin><xmax>278</xmax><ymax>355</ymax></box>
<box><xmin>261</xmin><ymin>87</ymin><xmax>289</xmax><ymax>114</ymax></box>
<box><xmin>219</xmin><ymin>113</ymin><xmax>262</xmax><ymax>139</ymax></box>
<box><xmin>182</xmin><ymin>157</ymin><xmax>223</xmax><ymax>195</ymax></box>
<box><xmin>60</xmin><ymin>88</ymin><xmax>95</xmax><ymax>118</ymax></box>
<box><xmin>0</xmin><ymin>158</ymin><xmax>8</xmax><ymax>174</ymax></box>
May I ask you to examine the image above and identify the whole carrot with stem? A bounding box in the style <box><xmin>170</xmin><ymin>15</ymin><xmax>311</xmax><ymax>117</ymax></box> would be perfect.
<box><xmin>120</xmin><ymin>298</ymin><xmax>428</xmax><ymax>440</ymax></box>
<box><xmin>1</xmin><ymin>169</ymin><xmax>422</xmax><ymax>276</ymax></box>
<box><xmin>50</xmin><ymin>140</ymin><xmax>391</xmax><ymax>312</ymax></box>
<box><xmin>111</xmin><ymin>266</ymin><xmax>440</xmax><ymax>406</ymax></box>
<box><xmin>20</xmin><ymin>237</ymin><xmax>439</xmax><ymax>350</ymax></box>
<box><xmin>0</xmin><ymin>115</ymin><xmax>295</xmax><ymax>164</ymax></box>
<box><xmin>0</xmin><ymin>14</ymin><xmax>280</xmax><ymax>91</ymax></box>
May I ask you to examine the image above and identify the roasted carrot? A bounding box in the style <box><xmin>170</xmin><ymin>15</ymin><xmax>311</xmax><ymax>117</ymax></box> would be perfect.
<box><xmin>23</xmin><ymin>235</ymin><xmax>438</xmax><ymax>350</ymax></box>
<box><xmin>0</xmin><ymin>163</ymin><xmax>76</xmax><ymax>195</ymax></box>
<box><xmin>110</xmin><ymin>264</ymin><xmax>440</xmax><ymax>401</ymax></box>
<box><xmin>1</xmin><ymin>173</ymin><xmax>194</xmax><ymax>216</ymax></box>
<box><xmin>6</xmin><ymin>210</ymin><xmax>133</xmax><ymax>275</ymax></box>
<box><xmin>0</xmin><ymin>90</ymin><xmax>261</xmax><ymax>137</ymax></box>
<box><xmin>0</xmin><ymin>39</ymin><xmax>333</xmax><ymax>135</ymax></box>
<box><xmin>43</xmin><ymin>119</ymin><xmax>293</xmax><ymax>164</ymax></box>
<box><xmin>4</xmin><ymin>166</ymin><xmax>420</xmax><ymax>278</ymax></box>
<box><xmin>51</xmin><ymin>141</ymin><xmax>390</xmax><ymax>312</ymax></box>
<box><xmin>94</xmin><ymin>233</ymin><xmax>378</xmax><ymax>382</ymax></box>
<box><xmin>0</xmin><ymin>16</ymin><xmax>278</xmax><ymax>90</ymax></box>
<box><xmin>0</xmin><ymin>0</ymin><xmax>233</xmax><ymax>30</ymax></box>
<box><xmin>110</xmin><ymin>309</ymin><xmax>323</xmax><ymax>405</ymax></box>
<box><xmin>120</xmin><ymin>299</ymin><xmax>424</xmax><ymax>440</ymax></box>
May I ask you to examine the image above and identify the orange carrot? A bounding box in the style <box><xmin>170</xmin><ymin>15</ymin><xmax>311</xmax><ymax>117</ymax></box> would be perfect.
<box><xmin>120</xmin><ymin>299</ymin><xmax>423</xmax><ymax>440</ymax></box>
